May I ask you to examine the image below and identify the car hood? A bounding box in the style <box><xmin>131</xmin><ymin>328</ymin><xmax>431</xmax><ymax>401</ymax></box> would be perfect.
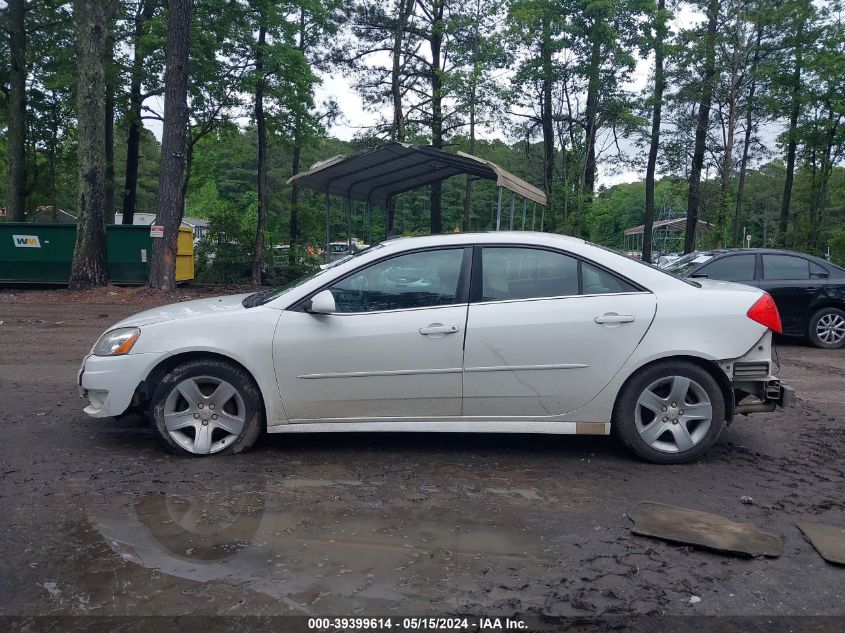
<box><xmin>112</xmin><ymin>293</ymin><xmax>253</xmax><ymax>328</ymax></box>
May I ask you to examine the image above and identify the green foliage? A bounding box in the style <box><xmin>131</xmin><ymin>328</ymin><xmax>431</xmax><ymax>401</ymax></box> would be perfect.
<box><xmin>5</xmin><ymin>0</ymin><xmax>845</xmax><ymax>283</ymax></box>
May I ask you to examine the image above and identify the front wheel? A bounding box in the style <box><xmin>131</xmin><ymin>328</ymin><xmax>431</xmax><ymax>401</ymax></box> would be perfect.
<box><xmin>808</xmin><ymin>307</ymin><xmax>845</xmax><ymax>349</ymax></box>
<box><xmin>612</xmin><ymin>361</ymin><xmax>726</xmax><ymax>464</ymax></box>
<box><xmin>151</xmin><ymin>359</ymin><xmax>263</xmax><ymax>456</ymax></box>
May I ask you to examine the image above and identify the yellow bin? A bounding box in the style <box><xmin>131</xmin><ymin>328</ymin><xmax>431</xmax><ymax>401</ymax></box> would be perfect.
<box><xmin>175</xmin><ymin>226</ymin><xmax>195</xmax><ymax>282</ymax></box>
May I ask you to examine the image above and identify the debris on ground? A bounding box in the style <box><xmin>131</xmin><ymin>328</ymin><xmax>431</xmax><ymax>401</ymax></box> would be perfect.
<box><xmin>628</xmin><ymin>501</ymin><xmax>783</xmax><ymax>557</ymax></box>
<box><xmin>799</xmin><ymin>523</ymin><xmax>845</xmax><ymax>565</ymax></box>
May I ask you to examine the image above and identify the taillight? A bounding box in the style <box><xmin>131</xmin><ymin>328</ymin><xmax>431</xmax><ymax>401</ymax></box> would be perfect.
<box><xmin>747</xmin><ymin>293</ymin><xmax>782</xmax><ymax>334</ymax></box>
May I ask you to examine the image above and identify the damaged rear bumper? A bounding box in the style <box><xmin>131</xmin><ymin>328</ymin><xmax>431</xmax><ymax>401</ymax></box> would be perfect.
<box><xmin>734</xmin><ymin>379</ymin><xmax>795</xmax><ymax>415</ymax></box>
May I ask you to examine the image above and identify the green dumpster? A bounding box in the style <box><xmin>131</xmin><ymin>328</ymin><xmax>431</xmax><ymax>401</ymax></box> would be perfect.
<box><xmin>0</xmin><ymin>222</ymin><xmax>194</xmax><ymax>285</ymax></box>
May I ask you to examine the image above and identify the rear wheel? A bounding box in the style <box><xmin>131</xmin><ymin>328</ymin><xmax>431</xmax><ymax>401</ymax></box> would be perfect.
<box><xmin>151</xmin><ymin>359</ymin><xmax>263</xmax><ymax>456</ymax></box>
<box><xmin>613</xmin><ymin>361</ymin><xmax>725</xmax><ymax>464</ymax></box>
<box><xmin>808</xmin><ymin>307</ymin><xmax>845</xmax><ymax>349</ymax></box>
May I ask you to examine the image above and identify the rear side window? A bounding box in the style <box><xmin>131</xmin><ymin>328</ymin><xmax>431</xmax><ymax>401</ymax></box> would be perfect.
<box><xmin>762</xmin><ymin>255</ymin><xmax>810</xmax><ymax>280</ymax></box>
<box><xmin>810</xmin><ymin>262</ymin><xmax>830</xmax><ymax>279</ymax></box>
<box><xmin>581</xmin><ymin>261</ymin><xmax>638</xmax><ymax>294</ymax></box>
<box><xmin>480</xmin><ymin>247</ymin><xmax>637</xmax><ymax>301</ymax></box>
<box><xmin>696</xmin><ymin>254</ymin><xmax>755</xmax><ymax>281</ymax></box>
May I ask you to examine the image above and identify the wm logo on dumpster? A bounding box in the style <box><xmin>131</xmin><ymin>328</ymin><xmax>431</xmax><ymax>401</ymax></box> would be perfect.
<box><xmin>12</xmin><ymin>235</ymin><xmax>41</xmax><ymax>248</ymax></box>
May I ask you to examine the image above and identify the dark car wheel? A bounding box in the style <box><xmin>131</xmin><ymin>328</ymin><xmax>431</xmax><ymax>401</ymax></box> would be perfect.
<box><xmin>612</xmin><ymin>361</ymin><xmax>726</xmax><ymax>464</ymax></box>
<box><xmin>808</xmin><ymin>307</ymin><xmax>845</xmax><ymax>349</ymax></box>
<box><xmin>151</xmin><ymin>359</ymin><xmax>263</xmax><ymax>456</ymax></box>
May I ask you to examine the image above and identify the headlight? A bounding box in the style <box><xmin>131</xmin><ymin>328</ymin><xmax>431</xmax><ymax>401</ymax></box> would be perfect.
<box><xmin>93</xmin><ymin>327</ymin><xmax>141</xmax><ymax>356</ymax></box>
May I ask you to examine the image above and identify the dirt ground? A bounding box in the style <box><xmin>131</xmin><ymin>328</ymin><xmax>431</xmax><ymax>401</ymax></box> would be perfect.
<box><xmin>0</xmin><ymin>286</ymin><xmax>843</xmax><ymax>621</ymax></box>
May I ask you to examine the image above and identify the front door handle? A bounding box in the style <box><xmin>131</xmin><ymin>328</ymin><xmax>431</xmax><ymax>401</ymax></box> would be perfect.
<box><xmin>419</xmin><ymin>323</ymin><xmax>460</xmax><ymax>336</ymax></box>
<box><xmin>594</xmin><ymin>313</ymin><xmax>635</xmax><ymax>325</ymax></box>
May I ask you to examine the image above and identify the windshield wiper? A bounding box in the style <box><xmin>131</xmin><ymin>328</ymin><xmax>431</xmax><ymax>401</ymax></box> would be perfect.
<box><xmin>242</xmin><ymin>289</ymin><xmax>273</xmax><ymax>308</ymax></box>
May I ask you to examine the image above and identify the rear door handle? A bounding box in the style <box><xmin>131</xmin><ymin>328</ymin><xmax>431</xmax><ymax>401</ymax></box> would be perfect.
<box><xmin>419</xmin><ymin>323</ymin><xmax>460</xmax><ymax>336</ymax></box>
<box><xmin>594</xmin><ymin>313</ymin><xmax>635</xmax><ymax>324</ymax></box>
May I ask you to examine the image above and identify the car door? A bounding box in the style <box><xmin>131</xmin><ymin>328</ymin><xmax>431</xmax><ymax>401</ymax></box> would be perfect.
<box><xmin>462</xmin><ymin>246</ymin><xmax>657</xmax><ymax>418</ymax></box>
<box><xmin>758</xmin><ymin>254</ymin><xmax>821</xmax><ymax>334</ymax></box>
<box><xmin>273</xmin><ymin>247</ymin><xmax>470</xmax><ymax>422</ymax></box>
<box><xmin>689</xmin><ymin>253</ymin><xmax>757</xmax><ymax>286</ymax></box>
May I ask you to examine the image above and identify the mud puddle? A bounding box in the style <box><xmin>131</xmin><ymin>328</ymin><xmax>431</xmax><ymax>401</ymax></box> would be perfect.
<box><xmin>35</xmin><ymin>488</ymin><xmax>563</xmax><ymax>615</ymax></box>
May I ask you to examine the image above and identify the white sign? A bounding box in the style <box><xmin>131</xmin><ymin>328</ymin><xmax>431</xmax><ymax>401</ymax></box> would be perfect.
<box><xmin>150</xmin><ymin>225</ymin><xmax>164</xmax><ymax>238</ymax></box>
<box><xmin>12</xmin><ymin>234</ymin><xmax>41</xmax><ymax>248</ymax></box>
<box><xmin>140</xmin><ymin>248</ymin><xmax>147</xmax><ymax>263</ymax></box>
<box><xmin>746</xmin><ymin>235</ymin><xmax>752</xmax><ymax>246</ymax></box>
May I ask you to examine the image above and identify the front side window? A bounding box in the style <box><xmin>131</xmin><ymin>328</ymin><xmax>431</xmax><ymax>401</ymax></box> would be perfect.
<box><xmin>328</xmin><ymin>248</ymin><xmax>465</xmax><ymax>313</ymax></box>
<box><xmin>482</xmin><ymin>248</ymin><xmax>579</xmax><ymax>301</ymax></box>
<box><xmin>480</xmin><ymin>247</ymin><xmax>638</xmax><ymax>301</ymax></box>
<box><xmin>762</xmin><ymin>255</ymin><xmax>810</xmax><ymax>280</ymax></box>
<box><xmin>696</xmin><ymin>254</ymin><xmax>755</xmax><ymax>281</ymax></box>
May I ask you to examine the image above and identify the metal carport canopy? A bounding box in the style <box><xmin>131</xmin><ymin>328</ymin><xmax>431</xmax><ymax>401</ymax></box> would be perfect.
<box><xmin>286</xmin><ymin>142</ymin><xmax>547</xmax><ymax>206</ymax></box>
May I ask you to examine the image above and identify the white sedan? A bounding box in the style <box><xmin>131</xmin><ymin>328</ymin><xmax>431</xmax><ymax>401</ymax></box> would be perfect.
<box><xmin>79</xmin><ymin>232</ymin><xmax>792</xmax><ymax>463</ymax></box>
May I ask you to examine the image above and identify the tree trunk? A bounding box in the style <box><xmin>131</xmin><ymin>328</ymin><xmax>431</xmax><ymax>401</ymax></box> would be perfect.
<box><xmin>540</xmin><ymin>14</ymin><xmax>555</xmax><ymax>231</ymax></box>
<box><xmin>69</xmin><ymin>0</ymin><xmax>109</xmax><ymax>289</ymax></box>
<box><xmin>461</xmin><ymin>0</ymin><xmax>482</xmax><ymax>233</ymax></box>
<box><xmin>733</xmin><ymin>19</ymin><xmax>763</xmax><ymax>247</ymax></box>
<box><xmin>122</xmin><ymin>0</ymin><xmax>156</xmax><ymax>224</ymax></box>
<box><xmin>428</xmin><ymin>0</ymin><xmax>445</xmax><ymax>234</ymax></box>
<box><xmin>104</xmin><ymin>61</ymin><xmax>116</xmax><ymax>224</ymax></box>
<box><xmin>385</xmin><ymin>0</ymin><xmax>414</xmax><ymax>236</ymax></box>
<box><xmin>391</xmin><ymin>0</ymin><xmax>414</xmax><ymax>142</ymax></box>
<box><xmin>251</xmin><ymin>22</ymin><xmax>268</xmax><ymax>285</ymax></box>
<box><xmin>149</xmin><ymin>0</ymin><xmax>193</xmax><ymax>291</ymax></box>
<box><xmin>809</xmin><ymin>107</ymin><xmax>837</xmax><ymax>249</ymax></box>
<box><xmin>48</xmin><ymin>99</ymin><xmax>60</xmax><ymax>218</ymax></box>
<box><xmin>778</xmin><ymin>20</ymin><xmax>804</xmax><ymax>246</ymax></box>
<box><xmin>642</xmin><ymin>0</ymin><xmax>666</xmax><ymax>264</ymax></box>
<box><xmin>289</xmin><ymin>7</ymin><xmax>306</xmax><ymax>263</ymax></box>
<box><xmin>581</xmin><ymin>36</ymin><xmax>603</xmax><ymax>236</ymax></box>
<box><xmin>684</xmin><ymin>0</ymin><xmax>719</xmax><ymax>254</ymax></box>
<box><xmin>463</xmin><ymin>102</ymin><xmax>476</xmax><ymax>232</ymax></box>
<box><xmin>290</xmin><ymin>128</ymin><xmax>302</xmax><ymax>260</ymax></box>
<box><xmin>716</xmin><ymin>12</ymin><xmax>742</xmax><ymax>250</ymax></box>
<box><xmin>6</xmin><ymin>0</ymin><xmax>27</xmax><ymax>221</ymax></box>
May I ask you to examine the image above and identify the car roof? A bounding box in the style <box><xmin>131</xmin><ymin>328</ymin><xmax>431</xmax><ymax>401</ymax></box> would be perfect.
<box><xmin>376</xmin><ymin>231</ymin><xmax>586</xmax><ymax>252</ymax></box>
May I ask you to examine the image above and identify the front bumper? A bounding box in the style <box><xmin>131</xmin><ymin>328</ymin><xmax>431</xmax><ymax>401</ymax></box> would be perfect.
<box><xmin>78</xmin><ymin>352</ymin><xmax>158</xmax><ymax>417</ymax></box>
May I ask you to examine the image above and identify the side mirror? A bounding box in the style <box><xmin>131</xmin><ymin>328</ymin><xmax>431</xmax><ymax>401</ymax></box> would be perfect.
<box><xmin>306</xmin><ymin>289</ymin><xmax>336</xmax><ymax>314</ymax></box>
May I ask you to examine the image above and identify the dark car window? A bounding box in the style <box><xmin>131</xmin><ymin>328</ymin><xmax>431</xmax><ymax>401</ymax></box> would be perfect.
<box><xmin>810</xmin><ymin>261</ymin><xmax>830</xmax><ymax>279</ymax></box>
<box><xmin>328</xmin><ymin>248</ymin><xmax>465</xmax><ymax>312</ymax></box>
<box><xmin>762</xmin><ymin>255</ymin><xmax>810</xmax><ymax>280</ymax></box>
<box><xmin>696</xmin><ymin>254</ymin><xmax>755</xmax><ymax>281</ymax></box>
<box><xmin>481</xmin><ymin>247</ymin><xmax>637</xmax><ymax>301</ymax></box>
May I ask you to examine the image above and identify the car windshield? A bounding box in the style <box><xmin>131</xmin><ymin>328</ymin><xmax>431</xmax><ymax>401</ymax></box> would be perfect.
<box><xmin>246</xmin><ymin>243</ymin><xmax>385</xmax><ymax>307</ymax></box>
<box><xmin>663</xmin><ymin>252</ymin><xmax>715</xmax><ymax>276</ymax></box>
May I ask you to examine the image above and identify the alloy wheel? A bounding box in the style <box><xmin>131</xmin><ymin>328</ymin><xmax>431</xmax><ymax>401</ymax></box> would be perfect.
<box><xmin>163</xmin><ymin>376</ymin><xmax>246</xmax><ymax>455</ymax></box>
<box><xmin>816</xmin><ymin>312</ymin><xmax>845</xmax><ymax>346</ymax></box>
<box><xmin>634</xmin><ymin>375</ymin><xmax>713</xmax><ymax>454</ymax></box>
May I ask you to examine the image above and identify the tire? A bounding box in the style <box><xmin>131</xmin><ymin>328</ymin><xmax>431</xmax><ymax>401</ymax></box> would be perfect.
<box><xmin>151</xmin><ymin>359</ymin><xmax>263</xmax><ymax>456</ymax></box>
<box><xmin>612</xmin><ymin>361</ymin><xmax>726</xmax><ymax>464</ymax></box>
<box><xmin>807</xmin><ymin>307</ymin><xmax>845</xmax><ymax>349</ymax></box>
